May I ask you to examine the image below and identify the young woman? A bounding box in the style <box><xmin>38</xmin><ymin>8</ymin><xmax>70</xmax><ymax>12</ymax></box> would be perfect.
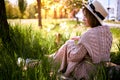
<box><xmin>53</xmin><ymin>0</ymin><xmax>113</xmax><ymax>80</ymax></box>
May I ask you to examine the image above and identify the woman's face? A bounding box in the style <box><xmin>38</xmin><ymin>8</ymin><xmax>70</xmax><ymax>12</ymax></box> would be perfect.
<box><xmin>82</xmin><ymin>9</ymin><xmax>90</xmax><ymax>27</ymax></box>
<box><xmin>83</xmin><ymin>14</ymin><xmax>90</xmax><ymax>27</ymax></box>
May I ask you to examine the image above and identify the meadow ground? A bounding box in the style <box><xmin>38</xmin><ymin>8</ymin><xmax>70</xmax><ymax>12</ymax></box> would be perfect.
<box><xmin>0</xmin><ymin>19</ymin><xmax>119</xmax><ymax>80</ymax></box>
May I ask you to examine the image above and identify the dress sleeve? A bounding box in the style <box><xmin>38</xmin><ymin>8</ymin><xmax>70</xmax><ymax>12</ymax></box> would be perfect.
<box><xmin>68</xmin><ymin>43</ymin><xmax>87</xmax><ymax>62</ymax></box>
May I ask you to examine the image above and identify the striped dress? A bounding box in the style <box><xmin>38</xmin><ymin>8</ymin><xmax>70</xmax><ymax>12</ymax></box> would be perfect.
<box><xmin>53</xmin><ymin>25</ymin><xmax>113</xmax><ymax>80</ymax></box>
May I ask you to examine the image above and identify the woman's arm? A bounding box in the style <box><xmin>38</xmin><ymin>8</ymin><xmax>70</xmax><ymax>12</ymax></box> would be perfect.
<box><xmin>68</xmin><ymin>44</ymin><xmax>87</xmax><ymax>62</ymax></box>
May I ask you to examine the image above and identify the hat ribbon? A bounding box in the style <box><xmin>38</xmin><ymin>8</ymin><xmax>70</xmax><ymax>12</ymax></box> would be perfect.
<box><xmin>90</xmin><ymin>4</ymin><xmax>104</xmax><ymax>20</ymax></box>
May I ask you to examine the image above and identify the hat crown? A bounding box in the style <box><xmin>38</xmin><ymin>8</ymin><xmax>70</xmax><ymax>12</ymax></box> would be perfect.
<box><xmin>91</xmin><ymin>0</ymin><xmax>108</xmax><ymax>19</ymax></box>
<box><xmin>84</xmin><ymin>0</ymin><xmax>108</xmax><ymax>24</ymax></box>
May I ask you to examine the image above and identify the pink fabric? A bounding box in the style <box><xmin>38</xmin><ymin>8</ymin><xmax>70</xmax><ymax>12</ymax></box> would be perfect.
<box><xmin>53</xmin><ymin>25</ymin><xmax>112</xmax><ymax>80</ymax></box>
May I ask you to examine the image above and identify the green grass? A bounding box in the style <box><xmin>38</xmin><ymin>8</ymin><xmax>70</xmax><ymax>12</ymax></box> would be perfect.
<box><xmin>105</xmin><ymin>20</ymin><xmax>120</xmax><ymax>24</ymax></box>
<box><xmin>0</xmin><ymin>19</ymin><xmax>120</xmax><ymax>80</ymax></box>
<box><xmin>0</xmin><ymin>24</ymin><xmax>59</xmax><ymax>80</ymax></box>
<box><xmin>110</xmin><ymin>28</ymin><xmax>120</xmax><ymax>52</ymax></box>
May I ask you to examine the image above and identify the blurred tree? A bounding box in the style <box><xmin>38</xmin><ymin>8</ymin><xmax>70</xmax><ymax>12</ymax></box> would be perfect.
<box><xmin>5</xmin><ymin>1</ymin><xmax>13</xmax><ymax>18</ymax></box>
<box><xmin>41</xmin><ymin>0</ymin><xmax>59</xmax><ymax>19</ymax></box>
<box><xmin>5</xmin><ymin>1</ymin><xmax>20</xmax><ymax>19</ymax></box>
<box><xmin>0</xmin><ymin>0</ymin><xmax>10</xmax><ymax>44</ymax></box>
<box><xmin>18</xmin><ymin>0</ymin><xmax>27</xmax><ymax>18</ymax></box>
<box><xmin>41</xmin><ymin>0</ymin><xmax>51</xmax><ymax>19</ymax></box>
<box><xmin>64</xmin><ymin>0</ymin><xmax>87</xmax><ymax>10</ymax></box>
<box><xmin>51</xmin><ymin>0</ymin><xmax>87</xmax><ymax>18</ymax></box>
<box><xmin>27</xmin><ymin>2</ymin><xmax>37</xmax><ymax>18</ymax></box>
<box><xmin>37</xmin><ymin>0</ymin><xmax>42</xmax><ymax>28</ymax></box>
<box><xmin>64</xmin><ymin>0</ymin><xmax>87</xmax><ymax>18</ymax></box>
<box><xmin>27</xmin><ymin>0</ymin><xmax>88</xmax><ymax>19</ymax></box>
<box><xmin>53</xmin><ymin>0</ymin><xmax>59</xmax><ymax>19</ymax></box>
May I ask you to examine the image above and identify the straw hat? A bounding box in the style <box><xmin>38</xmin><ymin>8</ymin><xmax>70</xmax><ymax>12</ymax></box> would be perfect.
<box><xmin>84</xmin><ymin>0</ymin><xmax>108</xmax><ymax>24</ymax></box>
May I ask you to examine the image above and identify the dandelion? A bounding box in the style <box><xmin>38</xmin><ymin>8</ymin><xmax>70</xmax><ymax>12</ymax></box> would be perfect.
<box><xmin>17</xmin><ymin>57</ymin><xmax>25</xmax><ymax>67</ymax></box>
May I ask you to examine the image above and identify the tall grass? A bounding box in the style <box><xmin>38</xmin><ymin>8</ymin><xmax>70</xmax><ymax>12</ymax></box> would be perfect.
<box><xmin>110</xmin><ymin>40</ymin><xmax>120</xmax><ymax>65</ymax></box>
<box><xmin>110</xmin><ymin>27</ymin><xmax>120</xmax><ymax>52</ymax></box>
<box><xmin>110</xmin><ymin>27</ymin><xmax>120</xmax><ymax>65</ymax></box>
<box><xmin>0</xmin><ymin>20</ymin><xmax>79</xmax><ymax>79</ymax></box>
<box><xmin>0</xmin><ymin>24</ymin><xmax>59</xmax><ymax>80</ymax></box>
<box><xmin>89</xmin><ymin>63</ymin><xmax>107</xmax><ymax>80</ymax></box>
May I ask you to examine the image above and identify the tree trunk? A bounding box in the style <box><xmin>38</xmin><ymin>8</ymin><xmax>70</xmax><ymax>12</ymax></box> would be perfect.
<box><xmin>0</xmin><ymin>0</ymin><xmax>10</xmax><ymax>43</ymax></box>
<box><xmin>37</xmin><ymin>0</ymin><xmax>42</xmax><ymax>28</ymax></box>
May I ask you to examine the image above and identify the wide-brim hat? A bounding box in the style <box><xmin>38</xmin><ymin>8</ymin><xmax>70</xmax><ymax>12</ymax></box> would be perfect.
<box><xmin>83</xmin><ymin>0</ymin><xmax>108</xmax><ymax>24</ymax></box>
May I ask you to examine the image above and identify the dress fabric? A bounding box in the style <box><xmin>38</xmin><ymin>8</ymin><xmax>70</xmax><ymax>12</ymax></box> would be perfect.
<box><xmin>53</xmin><ymin>25</ymin><xmax>113</xmax><ymax>80</ymax></box>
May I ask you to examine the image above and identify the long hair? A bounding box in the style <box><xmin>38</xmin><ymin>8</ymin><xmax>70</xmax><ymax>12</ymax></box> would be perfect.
<box><xmin>82</xmin><ymin>7</ymin><xmax>102</xmax><ymax>28</ymax></box>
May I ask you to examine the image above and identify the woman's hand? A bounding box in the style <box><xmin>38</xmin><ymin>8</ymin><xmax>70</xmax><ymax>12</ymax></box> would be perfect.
<box><xmin>70</xmin><ymin>36</ymin><xmax>80</xmax><ymax>41</ymax></box>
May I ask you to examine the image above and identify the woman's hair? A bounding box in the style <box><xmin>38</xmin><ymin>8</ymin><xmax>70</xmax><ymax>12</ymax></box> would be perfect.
<box><xmin>82</xmin><ymin>7</ymin><xmax>102</xmax><ymax>27</ymax></box>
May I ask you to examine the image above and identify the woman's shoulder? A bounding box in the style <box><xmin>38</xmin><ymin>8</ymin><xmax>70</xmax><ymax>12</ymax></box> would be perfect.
<box><xmin>93</xmin><ymin>25</ymin><xmax>110</xmax><ymax>30</ymax></box>
<box><xmin>88</xmin><ymin>25</ymin><xmax>110</xmax><ymax>32</ymax></box>
<box><xmin>80</xmin><ymin>25</ymin><xmax>110</xmax><ymax>39</ymax></box>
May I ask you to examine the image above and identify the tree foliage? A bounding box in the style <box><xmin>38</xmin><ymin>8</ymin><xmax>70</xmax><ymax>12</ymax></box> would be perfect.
<box><xmin>5</xmin><ymin>0</ymin><xmax>88</xmax><ymax>19</ymax></box>
<box><xmin>5</xmin><ymin>1</ymin><xmax>20</xmax><ymax>18</ymax></box>
<box><xmin>64</xmin><ymin>0</ymin><xmax>83</xmax><ymax>10</ymax></box>
<box><xmin>18</xmin><ymin>0</ymin><xmax>27</xmax><ymax>18</ymax></box>
<box><xmin>26</xmin><ymin>2</ymin><xmax>38</xmax><ymax>18</ymax></box>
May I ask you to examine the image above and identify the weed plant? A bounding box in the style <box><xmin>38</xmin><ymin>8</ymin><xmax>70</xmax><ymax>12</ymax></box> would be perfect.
<box><xmin>0</xmin><ymin>24</ymin><xmax>60</xmax><ymax>80</ymax></box>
